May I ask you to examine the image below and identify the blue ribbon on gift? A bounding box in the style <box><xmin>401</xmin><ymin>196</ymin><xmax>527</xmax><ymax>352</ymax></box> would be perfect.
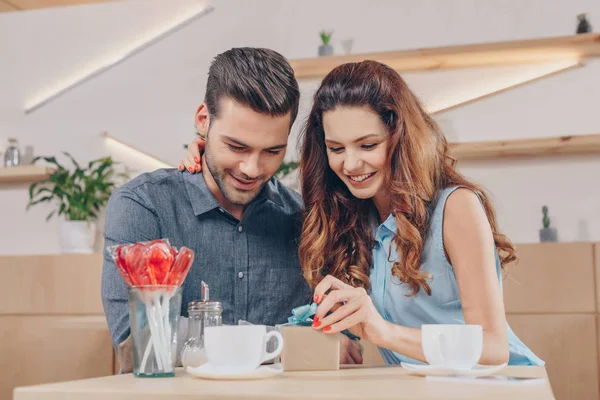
<box><xmin>277</xmin><ymin>302</ymin><xmax>362</xmax><ymax>341</ymax></box>
<box><xmin>279</xmin><ymin>302</ymin><xmax>318</xmax><ymax>327</ymax></box>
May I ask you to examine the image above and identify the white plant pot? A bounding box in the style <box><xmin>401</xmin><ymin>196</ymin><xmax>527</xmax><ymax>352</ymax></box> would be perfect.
<box><xmin>58</xmin><ymin>220</ymin><xmax>97</xmax><ymax>254</ymax></box>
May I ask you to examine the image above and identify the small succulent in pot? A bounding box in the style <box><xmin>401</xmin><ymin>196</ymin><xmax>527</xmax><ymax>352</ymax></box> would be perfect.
<box><xmin>539</xmin><ymin>205</ymin><xmax>558</xmax><ymax>242</ymax></box>
<box><xmin>318</xmin><ymin>30</ymin><xmax>334</xmax><ymax>57</ymax></box>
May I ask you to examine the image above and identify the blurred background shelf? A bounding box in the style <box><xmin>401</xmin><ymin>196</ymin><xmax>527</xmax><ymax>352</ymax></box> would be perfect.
<box><xmin>450</xmin><ymin>133</ymin><xmax>600</xmax><ymax>160</ymax></box>
<box><xmin>0</xmin><ymin>166</ymin><xmax>54</xmax><ymax>185</ymax></box>
<box><xmin>0</xmin><ymin>0</ymin><xmax>119</xmax><ymax>13</ymax></box>
<box><xmin>291</xmin><ymin>33</ymin><xmax>600</xmax><ymax>78</ymax></box>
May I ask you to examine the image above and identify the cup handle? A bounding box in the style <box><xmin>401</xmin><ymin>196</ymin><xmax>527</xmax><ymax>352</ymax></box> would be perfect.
<box><xmin>260</xmin><ymin>330</ymin><xmax>284</xmax><ymax>364</ymax></box>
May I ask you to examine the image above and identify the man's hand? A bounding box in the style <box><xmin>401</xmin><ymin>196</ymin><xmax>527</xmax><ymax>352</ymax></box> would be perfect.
<box><xmin>340</xmin><ymin>334</ymin><xmax>363</xmax><ymax>364</ymax></box>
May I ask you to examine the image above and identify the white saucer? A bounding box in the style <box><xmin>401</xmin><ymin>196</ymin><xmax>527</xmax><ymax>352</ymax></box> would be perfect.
<box><xmin>186</xmin><ymin>363</ymin><xmax>284</xmax><ymax>380</ymax></box>
<box><xmin>401</xmin><ymin>362</ymin><xmax>507</xmax><ymax>377</ymax></box>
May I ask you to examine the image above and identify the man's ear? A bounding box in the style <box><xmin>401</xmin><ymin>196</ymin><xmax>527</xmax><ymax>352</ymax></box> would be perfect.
<box><xmin>194</xmin><ymin>103</ymin><xmax>211</xmax><ymax>137</ymax></box>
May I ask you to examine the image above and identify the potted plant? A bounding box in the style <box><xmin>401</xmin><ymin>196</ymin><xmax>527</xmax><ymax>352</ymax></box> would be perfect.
<box><xmin>318</xmin><ymin>30</ymin><xmax>334</xmax><ymax>57</ymax></box>
<box><xmin>539</xmin><ymin>205</ymin><xmax>558</xmax><ymax>242</ymax></box>
<box><xmin>276</xmin><ymin>161</ymin><xmax>300</xmax><ymax>192</ymax></box>
<box><xmin>275</xmin><ymin>161</ymin><xmax>299</xmax><ymax>179</ymax></box>
<box><xmin>27</xmin><ymin>152</ymin><xmax>127</xmax><ymax>253</ymax></box>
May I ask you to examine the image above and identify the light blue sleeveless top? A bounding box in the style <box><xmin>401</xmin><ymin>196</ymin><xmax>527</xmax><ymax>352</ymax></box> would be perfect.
<box><xmin>369</xmin><ymin>186</ymin><xmax>544</xmax><ymax>366</ymax></box>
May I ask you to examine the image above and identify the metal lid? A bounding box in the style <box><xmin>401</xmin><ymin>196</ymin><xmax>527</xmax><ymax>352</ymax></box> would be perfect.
<box><xmin>188</xmin><ymin>300</ymin><xmax>223</xmax><ymax>313</ymax></box>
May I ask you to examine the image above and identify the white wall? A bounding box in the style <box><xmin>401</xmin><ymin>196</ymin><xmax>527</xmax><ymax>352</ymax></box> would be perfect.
<box><xmin>0</xmin><ymin>0</ymin><xmax>598</xmax><ymax>254</ymax></box>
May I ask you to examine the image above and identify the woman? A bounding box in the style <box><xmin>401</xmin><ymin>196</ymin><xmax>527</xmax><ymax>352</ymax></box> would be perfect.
<box><xmin>181</xmin><ymin>60</ymin><xmax>542</xmax><ymax>366</ymax></box>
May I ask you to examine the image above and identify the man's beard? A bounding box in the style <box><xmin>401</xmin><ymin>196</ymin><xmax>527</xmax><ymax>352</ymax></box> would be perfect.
<box><xmin>204</xmin><ymin>142</ymin><xmax>269</xmax><ymax>207</ymax></box>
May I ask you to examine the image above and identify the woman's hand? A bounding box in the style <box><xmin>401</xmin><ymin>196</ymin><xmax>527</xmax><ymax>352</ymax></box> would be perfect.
<box><xmin>312</xmin><ymin>274</ymin><xmax>388</xmax><ymax>344</ymax></box>
<box><xmin>178</xmin><ymin>136</ymin><xmax>205</xmax><ymax>173</ymax></box>
<box><xmin>340</xmin><ymin>334</ymin><xmax>363</xmax><ymax>364</ymax></box>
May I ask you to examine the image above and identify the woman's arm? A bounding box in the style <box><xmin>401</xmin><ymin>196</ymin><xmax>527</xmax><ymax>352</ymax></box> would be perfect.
<box><xmin>178</xmin><ymin>136</ymin><xmax>205</xmax><ymax>173</ymax></box>
<box><xmin>441</xmin><ymin>188</ymin><xmax>509</xmax><ymax>365</ymax></box>
<box><xmin>314</xmin><ymin>188</ymin><xmax>510</xmax><ymax>365</ymax></box>
<box><xmin>372</xmin><ymin>188</ymin><xmax>509</xmax><ymax>364</ymax></box>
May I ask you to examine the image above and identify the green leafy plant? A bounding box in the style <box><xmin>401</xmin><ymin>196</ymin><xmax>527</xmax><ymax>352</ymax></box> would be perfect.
<box><xmin>319</xmin><ymin>30</ymin><xmax>333</xmax><ymax>46</ymax></box>
<box><xmin>27</xmin><ymin>152</ymin><xmax>128</xmax><ymax>221</ymax></box>
<box><xmin>542</xmin><ymin>205</ymin><xmax>551</xmax><ymax>229</ymax></box>
<box><xmin>276</xmin><ymin>161</ymin><xmax>299</xmax><ymax>179</ymax></box>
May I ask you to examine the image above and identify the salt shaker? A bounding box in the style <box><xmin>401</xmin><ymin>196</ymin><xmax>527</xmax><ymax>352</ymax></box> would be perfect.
<box><xmin>181</xmin><ymin>281</ymin><xmax>222</xmax><ymax>369</ymax></box>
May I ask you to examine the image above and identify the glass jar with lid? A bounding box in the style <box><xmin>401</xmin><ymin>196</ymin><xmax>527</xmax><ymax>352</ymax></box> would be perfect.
<box><xmin>181</xmin><ymin>299</ymin><xmax>222</xmax><ymax>369</ymax></box>
<box><xmin>4</xmin><ymin>138</ymin><xmax>20</xmax><ymax>167</ymax></box>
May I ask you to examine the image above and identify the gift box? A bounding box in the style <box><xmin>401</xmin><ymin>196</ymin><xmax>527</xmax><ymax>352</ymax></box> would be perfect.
<box><xmin>280</xmin><ymin>326</ymin><xmax>340</xmax><ymax>371</ymax></box>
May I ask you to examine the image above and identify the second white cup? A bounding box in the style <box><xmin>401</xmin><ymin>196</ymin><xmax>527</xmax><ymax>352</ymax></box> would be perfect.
<box><xmin>422</xmin><ymin>324</ymin><xmax>483</xmax><ymax>369</ymax></box>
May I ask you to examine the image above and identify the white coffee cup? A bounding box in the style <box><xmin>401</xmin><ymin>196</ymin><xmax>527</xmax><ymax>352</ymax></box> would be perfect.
<box><xmin>422</xmin><ymin>324</ymin><xmax>483</xmax><ymax>369</ymax></box>
<box><xmin>204</xmin><ymin>325</ymin><xmax>284</xmax><ymax>373</ymax></box>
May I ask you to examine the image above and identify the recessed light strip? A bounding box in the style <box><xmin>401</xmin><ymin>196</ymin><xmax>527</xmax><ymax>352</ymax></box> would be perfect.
<box><xmin>102</xmin><ymin>131</ymin><xmax>174</xmax><ymax>169</ymax></box>
<box><xmin>24</xmin><ymin>4</ymin><xmax>214</xmax><ymax>114</ymax></box>
<box><xmin>430</xmin><ymin>60</ymin><xmax>582</xmax><ymax>114</ymax></box>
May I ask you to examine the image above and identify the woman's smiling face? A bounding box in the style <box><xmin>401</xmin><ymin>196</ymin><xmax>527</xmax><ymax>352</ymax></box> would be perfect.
<box><xmin>323</xmin><ymin>106</ymin><xmax>390</xmax><ymax>199</ymax></box>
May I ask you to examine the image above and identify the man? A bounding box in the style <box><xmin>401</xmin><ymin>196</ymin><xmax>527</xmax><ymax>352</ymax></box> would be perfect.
<box><xmin>102</xmin><ymin>48</ymin><xmax>362</xmax><ymax>370</ymax></box>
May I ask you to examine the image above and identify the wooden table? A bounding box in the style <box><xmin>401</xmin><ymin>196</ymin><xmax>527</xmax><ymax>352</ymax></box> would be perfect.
<box><xmin>14</xmin><ymin>366</ymin><xmax>553</xmax><ymax>400</ymax></box>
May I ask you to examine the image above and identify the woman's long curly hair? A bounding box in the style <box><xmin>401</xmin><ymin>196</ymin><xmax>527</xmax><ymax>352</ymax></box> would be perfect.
<box><xmin>298</xmin><ymin>60</ymin><xmax>517</xmax><ymax>295</ymax></box>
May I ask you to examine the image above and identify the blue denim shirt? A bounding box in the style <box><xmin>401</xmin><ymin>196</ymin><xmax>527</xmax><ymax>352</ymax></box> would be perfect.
<box><xmin>101</xmin><ymin>169</ymin><xmax>311</xmax><ymax>350</ymax></box>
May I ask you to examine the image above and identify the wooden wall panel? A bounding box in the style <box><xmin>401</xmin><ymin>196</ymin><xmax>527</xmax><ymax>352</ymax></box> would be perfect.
<box><xmin>0</xmin><ymin>254</ymin><xmax>104</xmax><ymax>315</ymax></box>
<box><xmin>507</xmin><ymin>314</ymin><xmax>598</xmax><ymax>400</ymax></box>
<box><xmin>503</xmin><ymin>243</ymin><xmax>596</xmax><ymax>313</ymax></box>
<box><xmin>0</xmin><ymin>316</ymin><xmax>113</xmax><ymax>400</ymax></box>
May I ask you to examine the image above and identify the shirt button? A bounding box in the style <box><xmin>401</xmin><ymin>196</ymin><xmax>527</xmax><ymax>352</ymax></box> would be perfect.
<box><xmin>238</xmin><ymin>225</ymin><xmax>243</xmax><ymax>233</ymax></box>
<box><xmin>219</xmin><ymin>208</ymin><xmax>224</xmax><ymax>213</ymax></box>
<box><xmin>238</xmin><ymin>272</ymin><xmax>244</xmax><ymax>279</ymax></box>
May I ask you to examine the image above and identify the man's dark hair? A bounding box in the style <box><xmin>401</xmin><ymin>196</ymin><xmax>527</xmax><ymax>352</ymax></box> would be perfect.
<box><xmin>205</xmin><ymin>47</ymin><xmax>300</xmax><ymax>127</ymax></box>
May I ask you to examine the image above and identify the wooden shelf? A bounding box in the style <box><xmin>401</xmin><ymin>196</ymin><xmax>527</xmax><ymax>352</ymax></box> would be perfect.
<box><xmin>0</xmin><ymin>165</ymin><xmax>54</xmax><ymax>184</ymax></box>
<box><xmin>0</xmin><ymin>1</ymin><xmax>17</xmax><ymax>12</ymax></box>
<box><xmin>0</xmin><ymin>0</ymin><xmax>119</xmax><ymax>13</ymax></box>
<box><xmin>450</xmin><ymin>133</ymin><xmax>600</xmax><ymax>160</ymax></box>
<box><xmin>291</xmin><ymin>33</ymin><xmax>600</xmax><ymax>78</ymax></box>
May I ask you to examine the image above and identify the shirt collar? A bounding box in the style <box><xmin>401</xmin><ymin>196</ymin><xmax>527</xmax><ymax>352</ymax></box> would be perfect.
<box><xmin>380</xmin><ymin>213</ymin><xmax>397</xmax><ymax>234</ymax></box>
<box><xmin>183</xmin><ymin>172</ymin><xmax>221</xmax><ymax>216</ymax></box>
<box><xmin>256</xmin><ymin>179</ymin><xmax>285</xmax><ymax>208</ymax></box>
<box><xmin>183</xmin><ymin>172</ymin><xmax>285</xmax><ymax>216</ymax></box>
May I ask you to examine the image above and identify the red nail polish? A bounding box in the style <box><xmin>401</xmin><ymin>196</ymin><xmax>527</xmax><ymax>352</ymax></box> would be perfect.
<box><xmin>194</xmin><ymin>157</ymin><xmax>199</xmax><ymax>163</ymax></box>
<box><xmin>188</xmin><ymin>168</ymin><xmax>193</xmax><ymax>173</ymax></box>
<box><xmin>312</xmin><ymin>316</ymin><xmax>320</xmax><ymax>327</ymax></box>
<box><xmin>323</xmin><ymin>326</ymin><xmax>331</xmax><ymax>332</ymax></box>
<box><xmin>314</xmin><ymin>294</ymin><xmax>320</xmax><ymax>303</ymax></box>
